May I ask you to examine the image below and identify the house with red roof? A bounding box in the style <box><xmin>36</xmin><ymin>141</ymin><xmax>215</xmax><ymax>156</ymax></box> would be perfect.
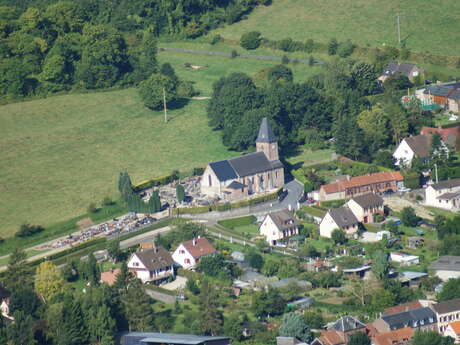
<box><xmin>383</xmin><ymin>301</ymin><xmax>423</xmax><ymax>316</ymax></box>
<box><xmin>421</xmin><ymin>126</ymin><xmax>460</xmax><ymax>149</ymax></box>
<box><xmin>172</xmin><ymin>237</ymin><xmax>217</xmax><ymax>269</ymax></box>
<box><xmin>444</xmin><ymin>320</ymin><xmax>460</xmax><ymax>343</ymax></box>
<box><xmin>372</xmin><ymin>328</ymin><xmax>413</xmax><ymax>345</ymax></box>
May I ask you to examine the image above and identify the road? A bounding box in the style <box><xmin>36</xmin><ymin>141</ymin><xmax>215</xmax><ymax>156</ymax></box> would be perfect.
<box><xmin>119</xmin><ymin>226</ymin><xmax>172</xmax><ymax>249</ymax></box>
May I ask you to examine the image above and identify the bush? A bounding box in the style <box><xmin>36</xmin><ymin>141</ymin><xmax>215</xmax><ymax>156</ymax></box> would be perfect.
<box><xmin>267</xmin><ymin>64</ymin><xmax>293</xmax><ymax>83</ymax></box>
<box><xmin>403</xmin><ymin>172</ymin><xmax>421</xmax><ymax>189</ymax></box>
<box><xmin>133</xmin><ymin>173</ymin><xmax>178</xmax><ymax>192</ymax></box>
<box><xmin>281</xmin><ymin>55</ymin><xmax>289</xmax><ymax>64</ymax></box>
<box><xmin>374</xmin><ymin>214</ymin><xmax>385</xmax><ymax>223</ymax></box>
<box><xmin>400</xmin><ymin>207</ymin><xmax>419</xmax><ymax>227</ymax></box>
<box><xmin>240</xmin><ymin>31</ymin><xmax>261</xmax><ymax>50</ymax></box>
<box><xmin>138</xmin><ymin>73</ymin><xmax>178</xmax><ymax>110</ymax></box>
<box><xmin>210</xmin><ymin>34</ymin><xmax>222</xmax><ymax>45</ymax></box>
<box><xmin>177</xmin><ymin>80</ymin><xmax>196</xmax><ymax>98</ymax></box>
<box><xmin>101</xmin><ymin>196</ymin><xmax>114</xmax><ymax>206</ymax></box>
<box><xmin>15</xmin><ymin>223</ymin><xmax>45</xmax><ymax>238</ymax></box>
<box><xmin>231</xmin><ymin>50</ymin><xmax>238</xmax><ymax>58</ymax></box>
<box><xmin>337</xmin><ymin>40</ymin><xmax>355</xmax><ymax>58</ymax></box>
<box><xmin>328</xmin><ymin>38</ymin><xmax>338</xmax><ymax>55</ymax></box>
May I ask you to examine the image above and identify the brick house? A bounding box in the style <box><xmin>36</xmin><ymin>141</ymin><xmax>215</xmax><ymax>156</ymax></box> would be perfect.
<box><xmin>259</xmin><ymin>209</ymin><xmax>300</xmax><ymax>246</ymax></box>
<box><xmin>345</xmin><ymin>193</ymin><xmax>384</xmax><ymax>223</ymax></box>
<box><xmin>421</xmin><ymin>126</ymin><xmax>460</xmax><ymax>149</ymax></box>
<box><xmin>127</xmin><ymin>247</ymin><xmax>175</xmax><ymax>284</ymax></box>
<box><xmin>319</xmin><ymin>171</ymin><xmax>404</xmax><ymax>201</ymax></box>
<box><xmin>201</xmin><ymin>118</ymin><xmax>284</xmax><ymax>201</ymax></box>
<box><xmin>172</xmin><ymin>237</ymin><xmax>216</xmax><ymax>269</ymax></box>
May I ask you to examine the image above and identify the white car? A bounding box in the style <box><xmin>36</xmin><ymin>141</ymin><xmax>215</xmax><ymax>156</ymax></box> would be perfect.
<box><xmin>398</xmin><ymin>187</ymin><xmax>411</xmax><ymax>193</ymax></box>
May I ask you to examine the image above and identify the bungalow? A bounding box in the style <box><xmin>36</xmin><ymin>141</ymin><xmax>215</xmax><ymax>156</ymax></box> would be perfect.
<box><xmin>378</xmin><ymin>62</ymin><xmax>424</xmax><ymax>82</ymax></box>
<box><xmin>425</xmin><ymin>178</ymin><xmax>460</xmax><ymax>211</ymax></box>
<box><xmin>172</xmin><ymin>237</ymin><xmax>216</xmax><ymax>269</ymax></box>
<box><xmin>319</xmin><ymin>171</ymin><xmax>404</xmax><ymax>201</ymax></box>
<box><xmin>430</xmin><ymin>298</ymin><xmax>460</xmax><ymax>333</ymax></box>
<box><xmin>127</xmin><ymin>247</ymin><xmax>175</xmax><ymax>284</ymax></box>
<box><xmin>390</xmin><ymin>252</ymin><xmax>420</xmax><ymax>266</ymax></box>
<box><xmin>319</xmin><ymin>207</ymin><xmax>359</xmax><ymax>239</ymax></box>
<box><xmin>373</xmin><ymin>307</ymin><xmax>437</xmax><ymax>333</ymax></box>
<box><xmin>393</xmin><ymin>134</ymin><xmax>444</xmax><ymax>167</ymax></box>
<box><xmin>345</xmin><ymin>193</ymin><xmax>384</xmax><ymax>223</ymax></box>
<box><xmin>372</xmin><ymin>328</ymin><xmax>414</xmax><ymax>345</ymax></box>
<box><xmin>444</xmin><ymin>320</ymin><xmax>460</xmax><ymax>343</ymax></box>
<box><xmin>429</xmin><ymin>256</ymin><xmax>460</xmax><ymax>281</ymax></box>
<box><xmin>259</xmin><ymin>209</ymin><xmax>300</xmax><ymax>246</ymax></box>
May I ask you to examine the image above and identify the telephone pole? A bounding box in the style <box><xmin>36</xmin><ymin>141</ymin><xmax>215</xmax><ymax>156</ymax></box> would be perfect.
<box><xmin>163</xmin><ymin>87</ymin><xmax>168</xmax><ymax>123</ymax></box>
<box><xmin>397</xmin><ymin>13</ymin><xmax>401</xmax><ymax>46</ymax></box>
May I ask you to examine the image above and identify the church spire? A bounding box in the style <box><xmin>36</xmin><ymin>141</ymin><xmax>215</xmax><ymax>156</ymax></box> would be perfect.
<box><xmin>256</xmin><ymin>117</ymin><xmax>277</xmax><ymax>143</ymax></box>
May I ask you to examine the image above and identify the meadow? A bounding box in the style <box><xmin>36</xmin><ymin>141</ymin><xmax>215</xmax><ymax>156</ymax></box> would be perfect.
<box><xmin>214</xmin><ymin>0</ymin><xmax>460</xmax><ymax>57</ymax></box>
<box><xmin>0</xmin><ymin>49</ymin><xmax>323</xmax><ymax>237</ymax></box>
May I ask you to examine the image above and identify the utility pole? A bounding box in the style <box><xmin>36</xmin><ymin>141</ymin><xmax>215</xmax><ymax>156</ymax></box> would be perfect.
<box><xmin>434</xmin><ymin>163</ymin><xmax>439</xmax><ymax>184</ymax></box>
<box><xmin>163</xmin><ymin>87</ymin><xmax>168</xmax><ymax>123</ymax></box>
<box><xmin>397</xmin><ymin>13</ymin><xmax>401</xmax><ymax>46</ymax></box>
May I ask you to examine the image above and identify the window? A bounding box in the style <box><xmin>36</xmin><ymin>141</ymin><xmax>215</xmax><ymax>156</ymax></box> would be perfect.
<box><xmin>208</xmin><ymin>175</ymin><xmax>212</xmax><ymax>186</ymax></box>
<box><xmin>184</xmin><ymin>259</ymin><xmax>190</xmax><ymax>264</ymax></box>
<box><xmin>133</xmin><ymin>262</ymin><xmax>139</xmax><ymax>267</ymax></box>
<box><xmin>179</xmin><ymin>250</ymin><xmax>185</xmax><ymax>254</ymax></box>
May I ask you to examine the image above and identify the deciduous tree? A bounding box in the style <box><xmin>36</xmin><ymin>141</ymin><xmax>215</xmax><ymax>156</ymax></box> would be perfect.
<box><xmin>35</xmin><ymin>260</ymin><xmax>65</xmax><ymax>302</ymax></box>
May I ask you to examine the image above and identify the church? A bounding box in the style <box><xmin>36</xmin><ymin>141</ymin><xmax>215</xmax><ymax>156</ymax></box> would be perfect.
<box><xmin>201</xmin><ymin>118</ymin><xmax>284</xmax><ymax>201</ymax></box>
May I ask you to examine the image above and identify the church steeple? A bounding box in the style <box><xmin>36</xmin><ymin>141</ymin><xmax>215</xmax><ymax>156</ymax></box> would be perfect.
<box><xmin>256</xmin><ymin>117</ymin><xmax>279</xmax><ymax>161</ymax></box>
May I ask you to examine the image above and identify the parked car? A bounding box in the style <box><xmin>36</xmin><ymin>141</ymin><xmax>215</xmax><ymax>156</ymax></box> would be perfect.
<box><xmin>398</xmin><ymin>187</ymin><xmax>411</xmax><ymax>193</ymax></box>
<box><xmin>278</xmin><ymin>189</ymin><xmax>288</xmax><ymax>201</ymax></box>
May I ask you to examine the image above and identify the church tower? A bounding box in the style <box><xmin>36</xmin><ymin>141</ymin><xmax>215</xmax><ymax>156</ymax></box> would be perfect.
<box><xmin>256</xmin><ymin>117</ymin><xmax>279</xmax><ymax>161</ymax></box>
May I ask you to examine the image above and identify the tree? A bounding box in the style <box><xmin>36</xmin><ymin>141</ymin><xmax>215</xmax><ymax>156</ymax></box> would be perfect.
<box><xmin>400</xmin><ymin>207</ymin><xmax>419</xmax><ymax>227</ymax></box>
<box><xmin>138</xmin><ymin>73</ymin><xmax>177</xmax><ymax>110</ymax></box>
<box><xmin>252</xmin><ymin>287</ymin><xmax>286</xmax><ymax>317</ymax></box>
<box><xmin>328</xmin><ymin>38</ymin><xmax>338</xmax><ymax>55</ymax></box>
<box><xmin>304</xmin><ymin>309</ymin><xmax>324</xmax><ymax>329</ymax></box>
<box><xmin>9</xmin><ymin>286</ymin><xmax>41</xmax><ymax>317</ymax></box>
<box><xmin>148</xmin><ymin>190</ymin><xmax>161</xmax><ymax>213</ymax></box>
<box><xmin>438</xmin><ymin>277</ymin><xmax>460</xmax><ymax>302</ymax></box>
<box><xmin>267</xmin><ymin>65</ymin><xmax>293</xmax><ymax>84</ymax></box>
<box><xmin>122</xmin><ymin>280</ymin><xmax>155</xmax><ymax>331</ymax></box>
<box><xmin>278</xmin><ymin>312</ymin><xmax>312</xmax><ymax>343</ymax></box>
<box><xmin>15</xmin><ymin>223</ymin><xmax>44</xmax><ymax>238</ymax></box>
<box><xmin>331</xmin><ymin>229</ymin><xmax>347</xmax><ymax>245</ymax></box>
<box><xmin>224</xmin><ymin>314</ymin><xmax>244</xmax><ymax>341</ymax></box>
<box><xmin>430</xmin><ymin>133</ymin><xmax>449</xmax><ymax>167</ymax></box>
<box><xmin>4</xmin><ymin>247</ymin><xmax>31</xmax><ymax>291</ymax></box>
<box><xmin>299</xmin><ymin>244</ymin><xmax>320</xmax><ymax>258</ymax></box>
<box><xmin>176</xmin><ymin>184</ymin><xmax>185</xmax><ymax>203</ymax></box>
<box><xmin>159</xmin><ymin>63</ymin><xmax>179</xmax><ymax>86</ymax></box>
<box><xmin>198</xmin><ymin>279</ymin><xmax>223</xmax><ymax>335</ymax></box>
<box><xmin>108</xmin><ymin>240</ymin><xmax>123</xmax><ymax>262</ymax></box>
<box><xmin>357</xmin><ymin>104</ymin><xmax>390</xmax><ymax>152</ymax></box>
<box><xmin>411</xmin><ymin>330</ymin><xmax>454</xmax><ymax>345</ymax></box>
<box><xmin>372</xmin><ymin>250</ymin><xmax>390</xmax><ymax>281</ymax></box>
<box><xmin>246</xmin><ymin>251</ymin><xmax>264</xmax><ymax>270</ymax></box>
<box><xmin>440</xmin><ymin>235</ymin><xmax>460</xmax><ymax>256</ymax></box>
<box><xmin>7</xmin><ymin>310</ymin><xmax>36</xmax><ymax>345</ymax></box>
<box><xmin>347</xmin><ymin>332</ymin><xmax>371</xmax><ymax>345</ymax></box>
<box><xmin>371</xmin><ymin>288</ymin><xmax>396</xmax><ymax>310</ymax></box>
<box><xmin>85</xmin><ymin>253</ymin><xmax>100</xmax><ymax>286</ymax></box>
<box><xmin>51</xmin><ymin>296</ymin><xmax>88</xmax><ymax>345</ymax></box>
<box><xmin>261</xmin><ymin>258</ymin><xmax>279</xmax><ymax>276</ymax></box>
<box><xmin>35</xmin><ymin>261</ymin><xmax>66</xmax><ymax>302</ymax></box>
<box><xmin>240</xmin><ymin>31</ymin><xmax>261</xmax><ymax>50</ymax></box>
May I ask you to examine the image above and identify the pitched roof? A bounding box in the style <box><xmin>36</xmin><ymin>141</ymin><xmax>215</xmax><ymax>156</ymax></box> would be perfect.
<box><xmin>330</xmin><ymin>315</ymin><xmax>365</xmax><ymax>332</ymax></box>
<box><xmin>384</xmin><ymin>62</ymin><xmax>418</xmax><ymax>77</ymax></box>
<box><xmin>429</xmin><ymin>256</ymin><xmax>460</xmax><ymax>272</ymax></box>
<box><xmin>349</xmin><ymin>193</ymin><xmax>384</xmax><ymax>208</ymax></box>
<box><xmin>228</xmin><ymin>151</ymin><xmax>274</xmax><ymax>177</ymax></box>
<box><xmin>424</xmin><ymin>85</ymin><xmax>453</xmax><ymax>97</ymax></box>
<box><xmin>430</xmin><ymin>178</ymin><xmax>460</xmax><ymax>191</ymax></box>
<box><xmin>317</xmin><ymin>330</ymin><xmax>346</xmax><ymax>345</ymax></box>
<box><xmin>431</xmin><ymin>298</ymin><xmax>460</xmax><ymax>314</ymax></box>
<box><xmin>100</xmin><ymin>268</ymin><xmax>121</xmax><ymax>286</ymax></box>
<box><xmin>421</xmin><ymin>126</ymin><xmax>460</xmax><ymax>147</ymax></box>
<box><xmin>181</xmin><ymin>237</ymin><xmax>216</xmax><ymax>259</ymax></box>
<box><xmin>437</xmin><ymin>191</ymin><xmax>460</xmax><ymax>200</ymax></box>
<box><xmin>123</xmin><ymin>332</ymin><xmax>230</xmax><ymax>345</ymax></box>
<box><xmin>256</xmin><ymin>117</ymin><xmax>277</xmax><ymax>143</ymax></box>
<box><xmin>328</xmin><ymin>207</ymin><xmax>359</xmax><ymax>228</ymax></box>
<box><xmin>134</xmin><ymin>247</ymin><xmax>174</xmax><ymax>271</ymax></box>
<box><xmin>373</xmin><ymin>328</ymin><xmax>413</xmax><ymax>345</ymax></box>
<box><xmin>381</xmin><ymin>307</ymin><xmax>436</xmax><ymax>329</ymax></box>
<box><xmin>383</xmin><ymin>301</ymin><xmax>423</xmax><ymax>316</ymax></box>
<box><xmin>226</xmin><ymin>180</ymin><xmax>246</xmax><ymax>189</ymax></box>
<box><xmin>449</xmin><ymin>320</ymin><xmax>460</xmax><ymax>335</ymax></box>
<box><xmin>267</xmin><ymin>209</ymin><xmax>299</xmax><ymax>231</ymax></box>
<box><xmin>449</xmin><ymin>89</ymin><xmax>460</xmax><ymax>101</ymax></box>
<box><xmin>403</xmin><ymin>134</ymin><xmax>432</xmax><ymax>158</ymax></box>
<box><xmin>209</xmin><ymin>160</ymin><xmax>238</xmax><ymax>182</ymax></box>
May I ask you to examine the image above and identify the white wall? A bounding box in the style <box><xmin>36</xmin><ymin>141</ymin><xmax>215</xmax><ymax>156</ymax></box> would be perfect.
<box><xmin>319</xmin><ymin>213</ymin><xmax>338</xmax><ymax>238</ymax></box>
<box><xmin>259</xmin><ymin>215</ymin><xmax>282</xmax><ymax>245</ymax></box>
<box><xmin>200</xmin><ymin>165</ymin><xmax>224</xmax><ymax>197</ymax></box>
<box><xmin>425</xmin><ymin>185</ymin><xmax>460</xmax><ymax>210</ymax></box>
<box><xmin>393</xmin><ymin>139</ymin><xmax>415</xmax><ymax>167</ymax></box>
<box><xmin>390</xmin><ymin>253</ymin><xmax>419</xmax><ymax>266</ymax></box>
<box><xmin>172</xmin><ymin>244</ymin><xmax>197</xmax><ymax>269</ymax></box>
<box><xmin>435</xmin><ymin>270</ymin><xmax>460</xmax><ymax>282</ymax></box>
<box><xmin>346</xmin><ymin>199</ymin><xmax>364</xmax><ymax>221</ymax></box>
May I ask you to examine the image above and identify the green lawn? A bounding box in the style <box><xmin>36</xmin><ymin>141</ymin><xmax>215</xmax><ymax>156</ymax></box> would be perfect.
<box><xmin>232</xmin><ymin>224</ymin><xmax>260</xmax><ymax>235</ymax></box>
<box><xmin>213</xmin><ymin>0</ymin><xmax>460</xmax><ymax>56</ymax></box>
<box><xmin>286</xmin><ymin>148</ymin><xmax>335</xmax><ymax>168</ymax></box>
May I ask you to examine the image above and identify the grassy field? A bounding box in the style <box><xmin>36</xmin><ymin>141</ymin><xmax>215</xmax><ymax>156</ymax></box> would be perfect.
<box><xmin>213</xmin><ymin>0</ymin><xmax>460</xmax><ymax>56</ymax></box>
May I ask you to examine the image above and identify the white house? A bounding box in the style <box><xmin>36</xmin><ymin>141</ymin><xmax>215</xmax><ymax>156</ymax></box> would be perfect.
<box><xmin>390</xmin><ymin>252</ymin><xmax>420</xmax><ymax>266</ymax></box>
<box><xmin>346</xmin><ymin>193</ymin><xmax>384</xmax><ymax>223</ymax></box>
<box><xmin>319</xmin><ymin>206</ymin><xmax>359</xmax><ymax>239</ymax></box>
<box><xmin>393</xmin><ymin>134</ymin><xmax>433</xmax><ymax>167</ymax></box>
<box><xmin>429</xmin><ymin>256</ymin><xmax>460</xmax><ymax>281</ymax></box>
<box><xmin>425</xmin><ymin>178</ymin><xmax>460</xmax><ymax>211</ymax></box>
<box><xmin>259</xmin><ymin>209</ymin><xmax>299</xmax><ymax>246</ymax></box>
<box><xmin>172</xmin><ymin>237</ymin><xmax>216</xmax><ymax>269</ymax></box>
<box><xmin>127</xmin><ymin>247</ymin><xmax>175</xmax><ymax>284</ymax></box>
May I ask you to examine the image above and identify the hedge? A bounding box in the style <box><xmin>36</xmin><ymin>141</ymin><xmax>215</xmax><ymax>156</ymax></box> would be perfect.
<box><xmin>320</xmin><ymin>199</ymin><xmax>346</xmax><ymax>208</ymax></box>
<box><xmin>217</xmin><ymin>215</ymin><xmax>256</xmax><ymax>229</ymax></box>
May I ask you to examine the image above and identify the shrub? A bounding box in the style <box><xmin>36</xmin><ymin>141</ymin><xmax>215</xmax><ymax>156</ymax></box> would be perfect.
<box><xmin>210</xmin><ymin>34</ymin><xmax>222</xmax><ymax>45</ymax></box>
<box><xmin>337</xmin><ymin>40</ymin><xmax>355</xmax><ymax>58</ymax></box>
<box><xmin>267</xmin><ymin>64</ymin><xmax>293</xmax><ymax>83</ymax></box>
<box><xmin>101</xmin><ymin>196</ymin><xmax>114</xmax><ymax>206</ymax></box>
<box><xmin>15</xmin><ymin>223</ymin><xmax>45</xmax><ymax>238</ymax></box>
<box><xmin>416</xmin><ymin>194</ymin><xmax>423</xmax><ymax>201</ymax></box>
<box><xmin>308</xmin><ymin>56</ymin><xmax>315</xmax><ymax>66</ymax></box>
<box><xmin>231</xmin><ymin>50</ymin><xmax>238</xmax><ymax>58</ymax></box>
<box><xmin>328</xmin><ymin>38</ymin><xmax>338</xmax><ymax>55</ymax></box>
<box><xmin>87</xmin><ymin>202</ymin><xmax>98</xmax><ymax>213</ymax></box>
<box><xmin>374</xmin><ymin>214</ymin><xmax>385</xmax><ymax>223</ymax></box>
<box><xmin>240</xmin><ymin>31</ymin><xmax>261</xmax><ymax>50</ymax></box>
<box><xmin>278</xmin><ymin>38</ymin><xmax>295</xmax><ymax>52</ymax></box>
<box><xmin>177</xmin><ymin>80</ymin><xmax>196</xmax><ymax>98</ymax></box>
<box><xmin>304</xmin><ymin>39</ymin><xmax>315</xmax><ymax>53</ymax></box>
<box><xmin>281</xmin><ymin>55</ymin><xmax>289</xmax><ymax>64</ymax></box>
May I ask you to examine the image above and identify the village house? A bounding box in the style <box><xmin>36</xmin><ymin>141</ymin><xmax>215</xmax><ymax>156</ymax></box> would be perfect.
<box><xmin>378</xmin><ymin>62</ymin><xmax>424</xmax><ymax>83</ymax></box>
<box><xmin>318</xmin><ymin>171</ymin><xmax>404</xmax><ymax>201</ymax></box>
<box><xmin>425</xmin><ymin>178</ymin><xmax>460</xmax><ymax>211</ymax></box>
<box><xmin>320</xmin><ymin>207</ymin><xmax>359</xmax><ymax>239</ymax></box>
<box><xmin>398</xmin><ymin>271</ymin><xmax>428</xmax><ymax>289</ymax></box>
<box><xmin>259</xmin><ymin>209</ymin><xmax>300</xmax><ymax>246</ymax></box>
<box><xmin>430</xmin><ymin>298</ymin><xmax>460</xmax><ymax>333</ymax></box>
<box><xmin>127</xmin><ymin>247</ymin><xmax>175</xmax><ymax>284</ymax></box>
<box><xmin>383</xmin><ymin>301</ymin><xmax>424</xmax><ymax>316</ymax></box>
<box><xmin>430</xmin><ymin>256</ymin><xmax>460</xmax><ymax>281</ymax></box>
<box><xmin>172</xmin><ymin>237</ymin><xmax>216</xmax><ymax>269</ymax></box>
<box><xmin>421</xmin><ymin>82</ymin><xmax>460</xmax><ymax>112</ymax></box>
<box><xmin>444</xmin><ymin>320</ymin><xmax>460</xmax><ymax>343</ymax></box>
<box><xmin>421</xmin><ymin>126</ymin><xmax>460</xmax><ymax>149</ymax></box>
<box><xmin>390</xmin><ymin>252</ymin><xmax>420</xmax><ymax>266</ymax></box>
<box><xmin>345</xmin><ymin>193</ymin><xmax>384</xmax><ymax>223</ymax></box>
<box><xmin>393</xmin><ymin>134</ymin><xmax>447</xmax><ymax>167</ymax></box>
<box><xmin>372</xmin><ymin>328</ymin><xmax>414</xmax><ymax>345</ymax></box>
<box><xmin>0</xmin><ymin>286</ymin><xmax>11</xmax><ymax>320</ymax></box>
<box><xmin>200</xmin><ymin>118</ymin><xmax>284</xmax><ymax>201</ymax></box>
<box><xmin>373</xmin><ymin>307</ymin><xmax>437</xmax><ymax>333</ymax></box>
<box><xmin>311</xmin><ymin>316</ymin><xmax>366</xmax><ymax>345</ymax></box>
<box><xmin>121</xmin><ymin>332</ymin><xmax>230</xmax><ymax>345</ymax></box>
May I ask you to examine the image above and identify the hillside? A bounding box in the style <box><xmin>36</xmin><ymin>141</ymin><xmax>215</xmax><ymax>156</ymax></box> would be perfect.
<box><xmin>214</xmin><ymin>0</ymin><xmax>460</xmax><ymax>56</ymax></box>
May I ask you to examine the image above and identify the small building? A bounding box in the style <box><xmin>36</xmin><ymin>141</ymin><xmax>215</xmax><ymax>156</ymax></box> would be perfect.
<box><xmin>444</xmin><ymin>320</ymin><xmax>460</xmax><ymax>343</ymax></box>
<box><xmin>398</xmin><ymin>271</ymin><xmax>428</xmax><ymax>288</ymax></box>
<box><xmin>407</xmin><ymin>236</ymin><xmax>424</xmax><ymax>249</ymax></box>
<box><xmin>393</xmin><ymin>134</ymin><xmax>443</xmax><ymax>167</ymax></box>
<box><xmin>345</xmin><ymin>193</ymin><xmax>384</xmax><ymax>223</ymax></box>
<box><xmin>425</xmin><ymin>178</ymin><xmax>460</xmax><ymax>211</ymax></box>
<box><xmin>259</xmin><ymin>209</ymin><xmax>300</xmax><ymax>246</ymax></box>
<box><xmin>276</xmin><ymin>336</ymin><xmax>308</xmax><ymax>345</ymax></box>
<box><xmin>0</xmin><ymin>285</ymin><xmax>11</xmax><ymax>320</ymax></box>
<box><xmin>121</xmin><ymin>332</ymin><xmax>230</xmax><ymax>345</ymax></box>
<box><xmin>360</xmin><ymin>231</ymin><xmax>391</xmax><ymax>243</ymax></box>
<box><xmin>372</xmin><ymin>327</ymin><xmax>413</xmax><ymax>345</ymax></box>
<box><xmin>378</xmin><ymin>62</ymin><xmax>424</xmax><ymax>82</ymax></box>
<box><xmin>431</xmin><ymin>298</ymin><xmax>460</xmax><ymax>333</ymax></box>
<box><xmin>390</xmin><ymin>252</ymin><xmax>420</xmax><ymax>266</ymax></box>
<box><xmin>429</xmin><ymin>256</ymin><xmax>460</xmax><ymax>281</ymax></box>
<box><xmin>172</xmin><ymin>237</ymin><xmax>216</xmax><ymax>270</ymax></box>
<box><xmin>312</xmin><ymin>316</ymin><xmax>366</xmax><ymax>345</ymax></box>
<box><xmin>319</xmin><ymin>207</ymin><xmax>359</xmax><ymax>239</ymax></box>
<box><xmin>373</xmin><ymin>307</ymin><xmax>437</xmax><ymax>333</ymax></box>
<box><xmin>127</xmin><ymin>247</ymin><xmax>175</xmax><ymax>284</ymax></box>
<box><xmin>100</xmin><ymin>268</ymin><xmax>121</xmax><ymax>286</ymax></box>
<box><xmin>287</xmin><ymin>297</ymin><xmax>315</xmax><ymax>313</ymax></box>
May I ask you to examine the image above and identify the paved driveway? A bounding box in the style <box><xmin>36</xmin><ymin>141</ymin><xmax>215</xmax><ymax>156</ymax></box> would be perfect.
<box><xmin>161</xmin><ymin>276</ymin><xmax>188</xmax><ymax>291</ymax></box>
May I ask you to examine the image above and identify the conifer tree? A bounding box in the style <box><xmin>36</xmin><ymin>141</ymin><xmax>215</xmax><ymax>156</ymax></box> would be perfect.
<box><xmin>122</xmin><ymin>280</ymin><xmax>155</xmax><ymax>331</ymax></box>
<box><xmin>4</xmin><ymin>247</ymin><xmax>31</xmax><ymax>291</ymax></box>
<box><xmin>199</xmin><ymin>279</ymin><xmax>223</xmax><ymax>335</ymax></box>
<box><xmin>7</xmin><ymin>310</ymin><xmax>35</xmax><ymax>345</ymax></box>
<box><xmin>58</xmin><ymin>297</ymin><xmax>88</xmax><ymax>345</ymax></box>
<box><xmin>176</xmin><ymin>184</ymin><xmax>185</xmax><ymax>203</ymax></box>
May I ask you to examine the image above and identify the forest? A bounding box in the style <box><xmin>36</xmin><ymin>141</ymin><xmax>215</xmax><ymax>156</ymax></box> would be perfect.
<box><xmin>0</xmin><ymin>0</ymin><xmax>267</xmax><ymax>98</ymax></box>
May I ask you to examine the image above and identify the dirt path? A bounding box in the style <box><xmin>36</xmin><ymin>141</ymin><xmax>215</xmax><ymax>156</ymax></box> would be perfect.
<box><xmin>383</xmin><ymin>196</ymin><xmax>434</xmax><ymax>220</ymax></box>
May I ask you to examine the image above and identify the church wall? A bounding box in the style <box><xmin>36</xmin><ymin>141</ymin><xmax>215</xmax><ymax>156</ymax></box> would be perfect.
<box><xmin>200</xmin><ymin>165</ymin><xmax>225</xmax><ymax>197</ymax></box>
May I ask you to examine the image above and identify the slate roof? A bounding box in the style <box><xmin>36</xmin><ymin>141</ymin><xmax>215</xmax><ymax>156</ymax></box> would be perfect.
<box><xmin>383</xmin><ymin>62</ymin><xmax>418</xmax><ymax>77</ymax></box>
<box><xmin>226</xmin><ymin>181</ymin><xmax>246</xmax><ymax>189</ymax></box>
<box><xmin>437</xmin><ymin>191</ymin><xmax>460</xmax><ymax>200</ymax></box>
<box><xmin>424</xmin><ymin>85</ymin><xmax>453</xmax><ymax>97</ymax></box>
<box><xmin>256</xmin><ymin>117</ymin><xmax>277</xmax><ymax>143</ymax></box>
<box><xmin>373</xmin><ymin>328</ymin><xmax>414</xmax><ymax>345</ymax></box>
<box><xmin>449</xmin><ymin>89</ymin><xmax>460</xmax><ymax>100</ymax></box>
<box><xmin>404</xmin><ymin>134</ymin><xmax>432</xmax><ymax>158</ymax></box>
<box><xmin>271</xmin><ymin>159</ymin><xmax>284</xmax><ymax>169</ymax></box>
<box><xmin>229</xmin><ymin>151</ymin><xmax>274</xmax><ymax>177</ymax></box>
<box><xmin>429</xmin><ymin>256</ymin><xmax>460</xmax><ymax>272</ymax></box>
<box><xmin>122</xmin><ymin>332</ymin><xmax>230</xmax><ymax>345</ymax></box>
<box><xmin>134</xmin><ymin>247</ymin><xmax>174</xmax><ymax>271</ymax></box>
<box><xmin>431</xmin><ymin>298</ymin><xmax>460</xmax><ymax>314</ymax></box>
<box><xmin>350</xmin><ymin>193</ymin><xmax>384</xmax><ymax>208</ymax></box>
<box><xmin>267</xmin><ymin>209</ymin><xmax>299</xmax><ymax>231</ymax></box>
<box><xmin>209</xmin><ymin>160</ymin><xmax>238</xmax><ymax>182</ymax></box>
<box><xmin>381</xmin><ymin>307</ymin><xmax>437</xmax><ymax>330</ymax></box>
<box><xmin>330</xmin><ymin>315</ymin><xmax>365</xmax><ymax>332</ymax></box>
<box><xmin>384</xmin><ymin>301</ymin><xmax>423</xmax><ymax>316</ymax></box>
<box><xmin>430</xmin><ymin>178</ymin><xmax>460</xmax><ymax>190</ymax></box>
<box><xmin>328</xmin><ymin>207</ymin><xmax>359</xmax><ymax>228</ymax></box>
<box><xmin>181</xmin><ymin>237</ymin><xmax>216</xmax><ymax>259</ymax></box>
